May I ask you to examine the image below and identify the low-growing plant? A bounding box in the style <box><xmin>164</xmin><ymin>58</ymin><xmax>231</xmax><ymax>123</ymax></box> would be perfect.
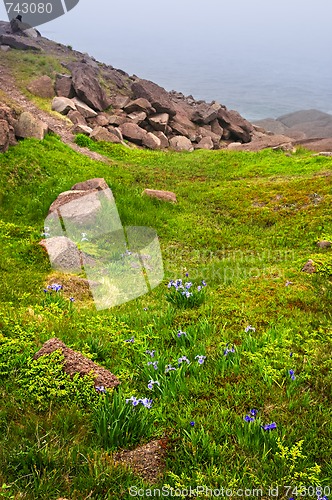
<box><xmin>92</xmin><ymin>388</ymin><xmax>154</xmax><ymax>449</ymax></box>
<box><xmin>166</xmin><ymin>277</ymin><xmax>207</xmax><ymax>308</ymax></box>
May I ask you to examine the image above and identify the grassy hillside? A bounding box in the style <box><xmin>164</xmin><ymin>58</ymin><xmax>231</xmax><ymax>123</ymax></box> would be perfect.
<box><xmin>0</xmin><ymin>135</ymin><xmax>332</xmax><ymax>499</ymax></box>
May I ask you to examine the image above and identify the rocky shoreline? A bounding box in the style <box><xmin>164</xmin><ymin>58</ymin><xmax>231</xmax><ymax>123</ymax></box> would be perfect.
<box><xmin>1</xmin><ymin>19</ymin><xmax>331</xmax><ymax>154</ymax></box>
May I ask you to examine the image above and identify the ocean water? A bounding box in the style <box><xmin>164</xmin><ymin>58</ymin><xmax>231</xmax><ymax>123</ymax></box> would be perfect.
<box><xmin>40</xmin><ymin>23</ymin><xmax>331</xmax><ymax>123</ymax></box>
<box><xmin>93</xmin><ymin>45</ymin><xmax>332</xmax><ymax>122</ymax></box>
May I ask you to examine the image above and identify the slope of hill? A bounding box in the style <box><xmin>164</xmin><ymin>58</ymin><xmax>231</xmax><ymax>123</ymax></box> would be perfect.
<box><xmin>1</xmin><ymin>18</ymin><xmax>332</xmax><ymax>500</ymax></box>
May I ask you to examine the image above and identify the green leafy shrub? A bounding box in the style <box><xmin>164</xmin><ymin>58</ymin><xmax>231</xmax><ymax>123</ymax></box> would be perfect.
<box><xmin>75</xmin><ymin>134</ymin><xmax>93</xmax><ymax>148</ymax></box>
<box><xmin>19</xmin><ymin>350</ymin><xmax>99</xmax><ymax>409</ymax></box>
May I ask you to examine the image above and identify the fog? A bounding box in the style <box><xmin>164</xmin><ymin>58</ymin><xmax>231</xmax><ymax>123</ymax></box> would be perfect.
<box><xmin>1</xmin><ymin>0</ymin><xmax>331</xmax><ymax>119</ymax></box>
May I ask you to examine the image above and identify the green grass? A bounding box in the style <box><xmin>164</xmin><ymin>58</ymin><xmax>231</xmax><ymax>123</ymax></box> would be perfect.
<box><xmin>0</xmin><ymin>135</ymin><xmax>332</xmax><ymax>499</ymax></box>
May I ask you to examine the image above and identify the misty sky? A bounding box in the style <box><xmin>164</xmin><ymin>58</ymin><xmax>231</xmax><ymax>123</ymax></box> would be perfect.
<box><xmin>1</xmin><ymin>0</ymin><xmax>331</xmax><ymax>119</ymax></box>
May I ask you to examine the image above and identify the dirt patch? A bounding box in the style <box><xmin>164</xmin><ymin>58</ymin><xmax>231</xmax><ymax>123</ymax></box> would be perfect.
<box><xmin>114</xmin><ymin>439</ymin><xmax>167</xmax><ymax>483</ymax></box>
<box><xmin>34</xmin><ymin>337</ymin><xmax>120</xmax><ymax>389</ymax></box>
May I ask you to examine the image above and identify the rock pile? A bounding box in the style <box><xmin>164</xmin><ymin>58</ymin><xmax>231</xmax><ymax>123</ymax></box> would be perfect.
<box><xmin>0</xmin><ymin>18</ymin><xmax>300</xmax><ymax>153</ymax></box>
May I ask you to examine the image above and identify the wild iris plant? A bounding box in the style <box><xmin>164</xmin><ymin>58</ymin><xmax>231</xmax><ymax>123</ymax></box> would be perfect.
<box><xmin>42</xmin><ymin>283</ymin><xmax>75</xmax><ymax>314</ymax></box>
<box><xmin>93</xmin><ymin>389</ymin><xmax>153</xmax><ymax>449</ymax></box>
<box><xmin>166</xmin><ymin>276</ymin><xmax>207</xmax><ymax>308</ymax></box>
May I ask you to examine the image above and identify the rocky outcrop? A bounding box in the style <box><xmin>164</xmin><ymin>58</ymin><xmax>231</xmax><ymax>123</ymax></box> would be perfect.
<box><xmin>227</xmin><ymin>133</ymin><xmax>294</xmax><ymax>152</ymax></box>
<box><xmin>254</xmin><ymin>110</ymin><xmax>332</xmax><ymax>141</ymax></box>
<box><xmin>71</xmin><ymin>63</ymin><xmax>109</xmax><ymax>112</ymax></box>
<box><xmin>0</xmin><ymin>34</ymin><xmax>41</xmax><ymax>51</ymax></box>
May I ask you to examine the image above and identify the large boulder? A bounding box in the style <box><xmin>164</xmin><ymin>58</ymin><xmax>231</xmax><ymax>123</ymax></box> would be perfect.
<box><xmin>71</xmin><ymin>124</ymin><xmax>93</xmax><ymax>135</ymax></box>
<box><xmin>71</xmin><ymin>64</ymin><xmax>109</xmax><ymax>112</ymax></box>
<box><xmin>55</xmin><ymin>74</ymin><xmax>75</xmax><ymax>99</ymax></box>
<box><xmin>0</xmin><ymin>103</ymin><xmax>17</xmax><ymax>150</ymax></box>
<box><xmin>52</xmin><ymin>97</ymin><xmax>76</xmax><ymax>115</ymax></box>
<box><xmin>142</xmin><ymin>132</ymin><xmax>161</xmax><ymax>150</ymax></box>
<box><xmin>148</xmin><ymin>113</ymin><xmax>169</xmax><ymax>132</ymax></box>
<box><xmin>124</xmin><ymin>98</ymin><xmax>155</xmax><ymax>115</ymax></box>
<box><xmin>127</xmin><ymin>111</ymin><xmax>147</xmax><ymax>124</ymax></box>
<box><xmin>119</xmin><ymin>122</ymin><xmax>147</xmax><ymax>145</ymax></box>
<box><xmin>218</xmin><ymin>108</ymin><xmax>254</xmax><ymax>143</ymax></box>
<box><xmin>14</xmin><ymin>112</ymin><xmax>48</xmax><ymax>140</ymax></box>
<box><xmin>0</xmin><ymin>119</ymin><xmax>10</xmax><ymax>152</ymax></box>
<box><xmin>27</xmin><ymin>75</ymin><xmax>55</xmax><ymax>98</ymax></box>
<box><xmin>132</xmin><ymin>79</ymin><xmax>176</xmax><ymax>116</ymax></box>
<box><xmin>196</xmin><ymin>136</ymin><xmax>214</xmax><ymax>150</ymax></box>
<box><xmin>10</xmin><ymin>18</ymin><xmax>40</xmax><ymax>38</ymax></box>
<box><xmin>192</xmin><ymin>102</ymin><xmax>221</xmax><ymax>124</ymax></box>
<box><xmin>39</xmin><ymin>236</ymin><xmax>82</xmax><ymax>272</ymax></box>
<box><xmin>227</xmin><ymin>133</ymin><xmax>293</xmax><ymax>152</ymax></box>
<box><xmin>67</xmin><ymin>110</ymin><xmax>87</xmax><ymax>126</ymax></box>
<box><xmin>154</xmin><ymin>131</ymin><xmax>169</xmax><ymax>149</ymax></box>
<box><xmin>90</xmin><ymin>126</ymin><xmax>122</xmax><ymax>143</ymax></box>
<box><xmin>169</xmin><ymin>136</ymin><xmax>194</xmax><ymax>152</ymax></box>
<box><xmin>71</xmin><ymin>98</ymin><xmax>97</xmax><ymax>118</ymax></box>
<box><xmin>0</xmin><ymin>34</ymin><xmax>41</xmax><ymax>51</ymax></box>
<box><xmin>110</xmin><ymin>95</ymin><xmax>131</xmax><ymax>109</ymax></box>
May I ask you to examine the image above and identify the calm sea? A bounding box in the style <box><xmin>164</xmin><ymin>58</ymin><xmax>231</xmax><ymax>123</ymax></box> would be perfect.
<box><xmin>42</xmin><ymin>29</ymin><xmax>332</xmax><ymax>122</ymax></box>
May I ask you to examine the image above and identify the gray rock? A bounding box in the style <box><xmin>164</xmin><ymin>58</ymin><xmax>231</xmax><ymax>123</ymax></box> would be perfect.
<box><xmin>55</xmin><ymin>74</ymin><xmax>75</xmax><ymax>99</ymax></box>
<box><xmin>153</xmin><ymin>131</ymin><xmax>169</xmax><ymax>149</ymax></box>
<box><xmin>142</xmin><ymin>132</ymin><xmax>161</xmax><ymax>150</ymax></box>
<box><xmin>127</xmin><ymin>111</ymin><xmax>147</xmax><ymax>124</ymax></box>
<box><xmin>72</xmin><ymin>124</ymin><xmax>93</xmax><ymax>135</ymax></box>
<box><xmin>132</xmin><ymin>79</ymin><xmax>176</xmax><ymax>116</ymax></box>
<box><xmin>72</xmin><ymin>98</ymin><xmax>98</xmax><ymax>118</ymax></box>
<box><xmin>192</xmin><ymin>102</ymin><xmax>221</xmax><ymax>124</ymax></box>
<box><xmin>71</xmin><ymin>63</ymin><xmax>109</xmax><ymax>112</ymax></box>
<box><xmin>14</xmin><ymin>111</ymin><xmax>48</xmax><ymax>140</ymax></box>
<box><xmin>0</xmin><ymin>45</ymin><xmax>10</xmax><ymax>52</ymax></box>
<box><xmin>196</xmin><ymin>136</ymin><xmax>214</xmax><ymax>150</ymax></box>
<box><xmin>211</xmin><ymin>118</ymin><xmax>224</xmax><ymax>137</ymax></box>
<box><xmin>148</xmin><ymin>113</ymin><xmax>169</xmax><ymax>132</ymax></box>
<box><xmin>27</xmin><ymin>75</ymin><xmax>54</xmax><ymax>99</ymax></box>
<box><xmin>119</xmin><ymin>122</ymin><xmax>147</xmax><ymax>144</ymax></box>
<box><xmin>0</xmin><ymin>119</ymin><xmax>10</xmax><ymax>152</ymax></box>
<box><xmin>94</xmin><ymin>114</ymin><xmax>110</xmax><ymax>127</ymax></box>
<box><xmin>227</xmin><ymin>134</ymin><xmax>293</xmax><ymax>152</ymax></box>
<box><xmin>124</xmin><ymin>98</ymin><xmax>155</xmax><ymax>115</ymax></box>
<box><xmin>90</xmin><ymin>126</ymin><xmax>121</xmax><ymax>143</ymax></box>
<box><xmin>0</xmin><ymin>34</ymin><xmax>41</xmax><ymax>51</ymax></box>
<box><xmin>110</xmin><ymin>95</ymin><xmax>131</xmax><ymax>109</ymax></box>
<box><xmin>39</xmin><ymin>236</ymin><xmax>82</xmax><ymax>272</ymax></box>
<box><xmin>316</xmin><ymin>240</ymin><xmax>332</xmax><ymax>249</ymax></box>
<box><xmin>48</xmin><ymin>189</ymin><xmax>102</xmax><ymax>225</ymax></box>
<box><xmin>169</xmin><ymin>135</ymin><xmax>194</xmax><ymax>152</ymax></box>
<box><xmin>71</xmin><ymin>178</ymin><xmax>109</xmax><ymax>191</ymax></box>
<box><xmin>301</xmin><ymin>259</ymin><xmax>316</xmax><ymax>274</ymax></box>
<box><xmin>52</xmin><ymin>97</ymin><xmax>76</xmax><ymax>115</ymax></box>
<box><xmin>218</xmin><ymin>108</ymin><xmax>253</xmax><ymax>143</ymax></box>
<box><xmin>107</xmin><ymin>114</ymin><xmax>128</xmax><ymax>127</ymax></box>
<box><xmin>107</xmin><ymin>126</ymin><xmax>123</xmax><ymax>141</ymax></box>
<box><xmin>67</xmin><ymin>110</ymin><xmax>87</xmax><ymax>126</ymax></box>
<box><xmin>143</xmin><ymin>189</ymin><xmax>177</xmax><ymax>203</ymax></box>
